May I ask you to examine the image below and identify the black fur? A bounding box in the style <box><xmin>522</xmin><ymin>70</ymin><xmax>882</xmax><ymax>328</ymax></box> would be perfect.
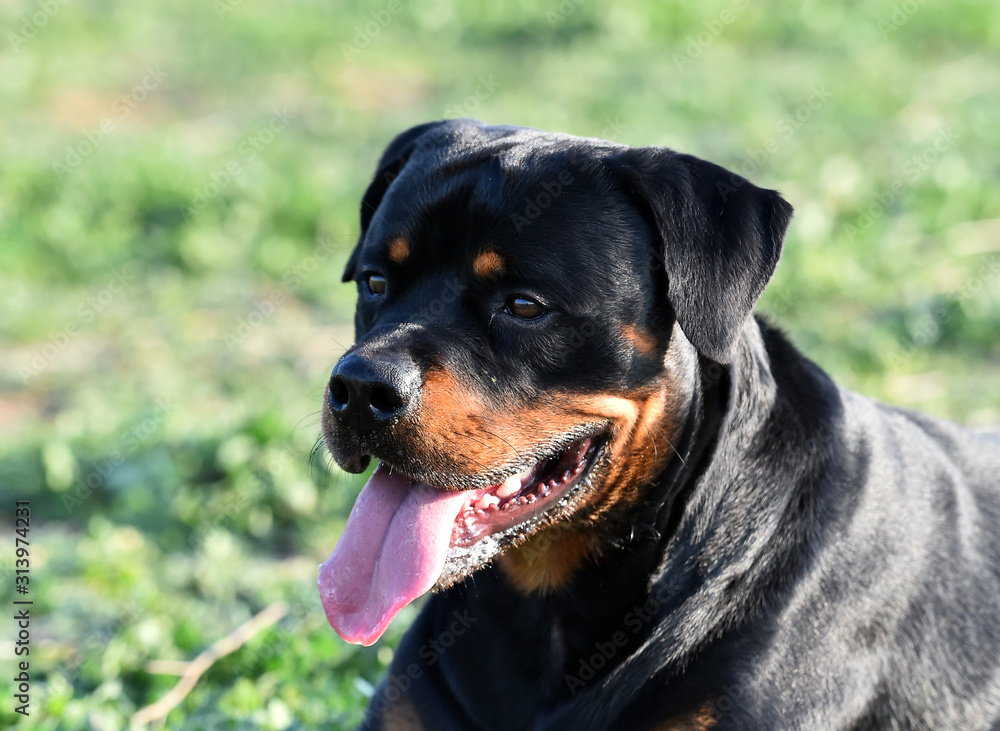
<box><xmin>325</xmin><ymin>120</ymin><xmax>1000</xmax><ymax>730</ymax></box>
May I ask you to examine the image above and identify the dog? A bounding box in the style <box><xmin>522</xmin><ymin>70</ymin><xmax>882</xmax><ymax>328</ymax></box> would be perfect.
<box><xmin>318</xmin><ymin>119</ymin><xmax>1000</xmax><ymax>730</ymax></box>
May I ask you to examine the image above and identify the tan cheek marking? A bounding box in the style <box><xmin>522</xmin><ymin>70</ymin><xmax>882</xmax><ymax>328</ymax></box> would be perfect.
<box><xmin>472</xmin><ymin>250</ymin><xmax>506</xmax><ymax>279</ymax></box>
<box><xmin>408</xmin><ymin>369</ymin><xmax>686</xmax><ymax>593</ymax></box>
<box><xmin>622</xmin><ymin>324</ymin><xmax>658</xmax><ymax>356</ymax></box>
<box><xmin>557</xmin><ymin>387</ymin><xmax>682</xmax><ymax>522</ymax></box>
<box><xmin>415</xmin><ymin>369</ymin><xmax>586</xmax><ymax>473</ymax></box>
<box><xmin>499</xmin><ymin>383</ymin><xmax>684</xmax><ymax>593</ymax></box>
<box><xmin>415</xmin><ymin>370</ymin><xmax>514</xmax><ymax>471</ymax></box>
<box><xmin>388</xmin><ymin>237</ymin><xmax>410</xmax><ymax>265</ymax></box>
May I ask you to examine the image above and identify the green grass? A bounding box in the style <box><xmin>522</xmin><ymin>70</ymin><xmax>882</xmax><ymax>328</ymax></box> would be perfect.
<box><xmin>1</xmin><ymin>0</ymin><xmax>999</xmax><ymax>727</ymax></box>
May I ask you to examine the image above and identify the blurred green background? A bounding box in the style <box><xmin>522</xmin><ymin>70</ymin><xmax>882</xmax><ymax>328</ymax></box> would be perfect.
<box><xmin>1</xmin><ymin>0</ymin><xmax>998</xmax><ymax>727</ymax></box>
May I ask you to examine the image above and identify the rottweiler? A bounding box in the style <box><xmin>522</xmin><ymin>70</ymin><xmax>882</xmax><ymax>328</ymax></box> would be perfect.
<box><xmin>318</xmin><ymin>119</ymin><xmax>1000</xmax><ymax>730</ymax></box>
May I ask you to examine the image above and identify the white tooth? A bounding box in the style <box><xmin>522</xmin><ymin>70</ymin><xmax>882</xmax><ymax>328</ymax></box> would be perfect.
<box><xmin>480</xmin><ymin>494</ymin><xmax>500</xmax><ymax>509</ymax></box>
<box><xmin>497</xmin><ymin>474</ymin><xmax>522</xmax><ymax>499</ymax></box>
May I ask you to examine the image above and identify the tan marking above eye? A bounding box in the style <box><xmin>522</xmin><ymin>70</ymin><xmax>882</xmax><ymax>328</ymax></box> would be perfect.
<box><xmin>622</xmin><ymin>324</ymin><xmax>657</xmax><ymax>355</ymax></box>
<box><xmin>473</xmin><ymin>250</ymin><xmax>506</xmax><ymax>279</ymax></box>
<box><xmin>388</xmin><ymin>237</ymin><xmax>410</xmax><ymax>265</ymax></box>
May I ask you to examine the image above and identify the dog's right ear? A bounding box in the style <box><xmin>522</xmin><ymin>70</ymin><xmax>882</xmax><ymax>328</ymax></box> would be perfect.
<box><xmin>342</xmin><ymin>121</ymin><xmax>452</xmax><ymax>282</ymax></box>
<box><xmin>607</xmin><ymin>147</ymin><xmax>793</xmax><ymax>363</ymax></box>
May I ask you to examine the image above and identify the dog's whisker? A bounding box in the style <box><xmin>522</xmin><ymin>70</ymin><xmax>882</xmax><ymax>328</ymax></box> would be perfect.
<box><xmin>655</xmin><ymin>426</ymin><xmax>686</xmax><ymax>468</ymax></box>
<box><xmin>294</xmin><ymin>410</ymin><xmax>323</xmax><ymax>434</ymax></box>
<box><xmin>478</xmin><ymin>428</ymin><xmax>523</xmax><ymax>465</ymax></box>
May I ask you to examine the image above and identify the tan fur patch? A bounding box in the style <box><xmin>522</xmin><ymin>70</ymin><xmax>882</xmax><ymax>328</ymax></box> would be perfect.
<box><xmin>388</xmin><ymin>237</ymin><xmax>410</xmax><ymax>265</ymax></box>
<box><xmin>556</xmin><ymin>388</ymin><xmax>682</xmax><ymax>523</ymax></box>
<box><xmin>472</xmin><ymin>250</ymin><xmax>506</xmax><ymax>279</ymax></box>
<box><xmin>416</xmin><ymin>369</ymin><xmax>589</xmax><ymax>473</ymax></box>
<box><xmin>650</xmin><ymin>703</ymin><xmax>716</xmax><ymax>730</ymax></box>
<box><xmin>498</xmin><ymin>528</ymin><xmax>600</xmax><ymax>593</ymax></box>
<box><xmin>622</xmin><ymin>324</ymin><xmax>658</xmax><ymax>356</ymax></box>
<box><xmin>415</xmin><ymin>369</ymin><xmax>520</xmax><ymax>471</ymax></box>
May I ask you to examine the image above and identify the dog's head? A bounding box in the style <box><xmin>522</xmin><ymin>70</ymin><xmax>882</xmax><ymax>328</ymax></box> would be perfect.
<box><xmin>318</xmin><ymin>120</ymin><xmax>792</xmax><ymax>645</ymax></box>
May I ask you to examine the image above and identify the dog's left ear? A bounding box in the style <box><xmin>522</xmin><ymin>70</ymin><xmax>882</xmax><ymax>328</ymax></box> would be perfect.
<box><xmin>342</xmin><ymin>120</ymin><xmax>452</xmax><ymax>282</ymax></box>
<box><xmin>608</xmin><ymin>148</ymin><xmax>793</xmax><ymax>363</ymax></box>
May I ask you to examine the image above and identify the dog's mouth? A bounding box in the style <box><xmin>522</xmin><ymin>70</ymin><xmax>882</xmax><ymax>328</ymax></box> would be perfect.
<box><xmin>318</xmin><ymin>434</ymin><xmax>605</xmax><ymax>646</ymax></box>
<box><xmin>451</xmin><ymin>436</ymin><xmax>599</xmax><ymax>546</ymax></box>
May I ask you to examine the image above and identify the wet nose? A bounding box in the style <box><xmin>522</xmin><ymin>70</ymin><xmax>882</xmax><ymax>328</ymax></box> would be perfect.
<box><xmin>327</xmin><ymin>353</ymin><xmax>420</xmax><ymax>435</ymax></box>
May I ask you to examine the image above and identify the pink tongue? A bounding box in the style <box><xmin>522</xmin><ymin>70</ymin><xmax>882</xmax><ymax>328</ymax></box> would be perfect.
<box><xmin>318</xmin><ymin>465</ymin><xmax>472</xmax><ymax>646</ymax></box>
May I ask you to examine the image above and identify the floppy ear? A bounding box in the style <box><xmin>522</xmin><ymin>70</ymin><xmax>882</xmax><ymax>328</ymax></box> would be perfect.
<box><xmin>609</xmin><ymin>148</ymin><xmax>793</xmax><ymax>363</ymax></box>
<box><xmin>342</xmin><ymin>120</ymin><xmax>452</xmax><ymax>282</ymax></box>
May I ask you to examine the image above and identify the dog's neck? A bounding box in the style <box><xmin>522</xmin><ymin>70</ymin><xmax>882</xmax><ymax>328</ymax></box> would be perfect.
<box><xmin>537</xmin><ymin>317</ymin><xmax>846</xmax><ymax>727</ymax></box>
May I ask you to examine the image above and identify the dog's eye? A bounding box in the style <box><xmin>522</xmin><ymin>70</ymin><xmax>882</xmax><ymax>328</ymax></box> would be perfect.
<box><xmin>366</xmin><ymin>274</ymin><xmax>387</xmax><ymax>296</ymax></box>
<box><xmin>504</xmin><ymin>296</ymin><xmax>545</xmax><ymax>320</ymax></box>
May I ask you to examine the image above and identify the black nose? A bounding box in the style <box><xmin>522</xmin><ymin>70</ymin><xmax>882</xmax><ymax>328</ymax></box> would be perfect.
<box><xmin>327</xmin><ymin>354</ymin><xmax>420</xmax><ymax>435</ymax></box>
